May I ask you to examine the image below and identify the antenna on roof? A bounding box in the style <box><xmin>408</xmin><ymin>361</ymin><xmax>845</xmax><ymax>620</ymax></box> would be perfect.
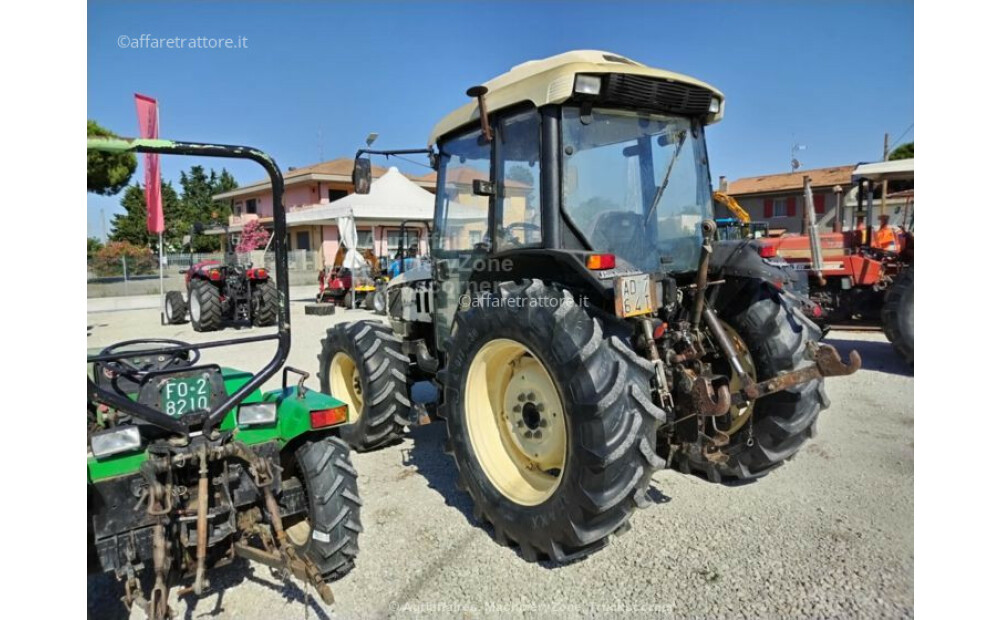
<box><xmin>791</xmin><ymin>143</ymin><xmax>806</xmax><ymax>171</ymax></box>
<box><xmin>366</xmin><ymin>133</ymin><xmax>379</xmax><ymax>147</ymax></box>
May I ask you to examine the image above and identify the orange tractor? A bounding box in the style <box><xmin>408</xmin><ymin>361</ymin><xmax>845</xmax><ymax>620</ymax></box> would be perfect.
<box><xmin>756</xmin><ymin>159</ymin><xmax>913</xmax><ymax>363</ymax></box>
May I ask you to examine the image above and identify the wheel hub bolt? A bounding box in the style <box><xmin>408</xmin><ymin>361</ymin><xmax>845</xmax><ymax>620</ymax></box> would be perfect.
<box><xmin>527</xmin><ymin>392</ymin><xmax>536</xmax><ymax>401</ymax></box>
<box><xmin>517</xmin><ymin>393</ymin><xmax>526</xmax><ymax>402</ymax></box>
<box><xmin>539</xmin><ymin>419</ymin><xmax>547</xmax><ymax>428</ymax></box>
<box><xmin>512</xmin><ymin>404</ymin><xmax>522</xmax><ymax>413</ymax></box>
<box><xmin>532</xmin><ymin>430</ymin><xmax>542</xmax><ymax>439</ymax></box>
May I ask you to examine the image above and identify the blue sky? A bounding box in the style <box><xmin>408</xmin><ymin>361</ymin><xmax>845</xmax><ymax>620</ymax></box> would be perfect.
<box><xmin>87</xmin><ymin>1</ymin><xmax>913</xmax><ymax>239</ymax></box>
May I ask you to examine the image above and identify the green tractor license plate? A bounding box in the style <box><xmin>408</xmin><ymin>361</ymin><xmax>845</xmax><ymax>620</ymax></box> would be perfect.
<box><xmin>614</xmin><ymin>274</ymin><xmax>656</xmax><ymax>318</ymax></box>
<box><xmin>161</xmin><ymin>376</ymin><xmax>212</xmax><ymax>417</ymax></box>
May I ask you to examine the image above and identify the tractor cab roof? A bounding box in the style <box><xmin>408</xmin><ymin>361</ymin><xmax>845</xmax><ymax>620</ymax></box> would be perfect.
<box><xmin>428</xmin><ymin>50</ymin><xmax>725</xmax><ymax>146</ymax></box>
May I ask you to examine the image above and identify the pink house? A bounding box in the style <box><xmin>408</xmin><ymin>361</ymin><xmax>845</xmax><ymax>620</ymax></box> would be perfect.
<box><xmin>212</xmin><ymin>158</ymin><xmax>436</xmax><ymax>265</ymax></box>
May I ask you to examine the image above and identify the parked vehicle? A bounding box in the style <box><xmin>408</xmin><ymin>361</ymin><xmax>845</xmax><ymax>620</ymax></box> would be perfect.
<box><xmin>318</xmin><ymin>51</ymin><xmax>861</xmax><ymax>563</ymax></box>
<box><xmin>164</xmin><ymin>225</ymin><xmax>279</xmax><ymax>331</ymax></box>
<box><xmin>88</xmin><ymin>137</ymin><xmax>360</xmax><ymax>619</ymax></box>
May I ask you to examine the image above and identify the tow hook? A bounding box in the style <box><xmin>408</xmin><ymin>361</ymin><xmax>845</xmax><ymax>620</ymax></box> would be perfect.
<box><xmin>736</xmin><ymin>342</ymin><xmax>861</xmax><ymax>404</ymax></box>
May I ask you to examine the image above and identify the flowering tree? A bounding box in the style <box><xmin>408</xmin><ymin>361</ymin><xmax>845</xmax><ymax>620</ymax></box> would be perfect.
<box><xmin>235</xmin><ymin>220</ymin><xmax>270</xmax><ymax>254</ymax></box>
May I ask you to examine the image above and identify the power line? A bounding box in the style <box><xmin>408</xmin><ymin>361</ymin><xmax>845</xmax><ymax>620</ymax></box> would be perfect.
<box><xmin>888</xmin><ymin>123</ymin><xmax>914</xmax><ymax>151</ymax></box>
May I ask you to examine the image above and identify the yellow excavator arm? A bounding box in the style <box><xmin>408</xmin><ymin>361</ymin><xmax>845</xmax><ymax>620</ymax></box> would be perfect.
<box><xmin>713</xmin><ymin>190</ymin><xmax>751</xmax><ymax>224</ymax></box>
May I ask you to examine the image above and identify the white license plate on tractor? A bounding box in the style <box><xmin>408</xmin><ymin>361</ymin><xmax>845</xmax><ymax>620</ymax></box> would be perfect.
<box><xmin>614</xmin><ymin>274</ymin><xmax>656</xmax><ymax>318</ymax></box>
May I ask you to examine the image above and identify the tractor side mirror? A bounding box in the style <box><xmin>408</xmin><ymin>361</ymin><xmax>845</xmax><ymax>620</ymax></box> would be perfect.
<box><xmin>353</xmin><ymin>158</ymin><xmax>372</xmax><ymax>195</ymax></box>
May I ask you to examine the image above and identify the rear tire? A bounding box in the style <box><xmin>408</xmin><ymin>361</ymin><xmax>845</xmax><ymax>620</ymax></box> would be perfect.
<box><xmin>673</xmin><ymin>283</ymin><xmax>828</xmax><ymax>482</ymax></box>
<box><xmin>164</xmin><ymin>291</ymin><xmax>186</xmax><ymax>324</ymax></box>
<box><xmin>441</xmin><ymin>279</ymin><xmax>667</xmax><ymax>563</ymax></box>
<box><xmin>363</xmin><ymin>292</ymin><xmax>375</xmax><ymax>311</ymax></box>
<box><xmin>252</xmin><ymin>280</ymin><xmax>279</xmax><ymax>327</ymax></box>
<box><xmin>285</xmin><ymin>436</ymin><xmax>362</xmax><ymax>580</ymax></box>
<box><xmin>881</xmin><ymin>268</ymin><xmax>914</xmax><ymax>364</ymax></box>
<box><xmin>189</xmin><ymin>279</ymin><xmax>223</xmax><ymax>332</ymax></box>
<box><xmin>318</xmin><ymin>321</ymin><xmax>410</xmax><ymax>451</ymax></box>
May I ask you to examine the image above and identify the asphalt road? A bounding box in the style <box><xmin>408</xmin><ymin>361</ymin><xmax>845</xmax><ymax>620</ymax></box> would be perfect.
<box><xmin>87</xmin><ymin>299</ymin><xmax>914</xmax><ymax>619</ymax></box>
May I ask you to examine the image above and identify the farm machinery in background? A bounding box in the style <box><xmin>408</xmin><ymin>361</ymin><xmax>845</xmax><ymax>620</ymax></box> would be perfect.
<box><xmin>712</xmin><ymin>190</ymin><xmax>770</xmax><ymax>240</ymax></box>
<box><xmin>88</xmin><ymin>138</ymin><xmax>359</xmax><ymax>619</ymax></box>
<box><xmin>164</xmin><ymin>221</ymin><xmax>279</xmax><ymax>331</ymax></box>
<box><xmin>757</xmin><ymin>158</ymin><xmax>914</xmax><ymax>362</ymax></box>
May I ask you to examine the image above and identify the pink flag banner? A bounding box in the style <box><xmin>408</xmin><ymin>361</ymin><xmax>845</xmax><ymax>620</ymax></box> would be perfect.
<box><xmin>134</xmin><ymin>93</ymin><xmax>163</xmax><ymax>234</ymax></box>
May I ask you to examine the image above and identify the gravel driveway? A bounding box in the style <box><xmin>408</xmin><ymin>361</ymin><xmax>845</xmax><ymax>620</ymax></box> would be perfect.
<box><xmin>87</xmin><ymin>300</ymin><xmax>913</xmax><ymax>618</ymax></box>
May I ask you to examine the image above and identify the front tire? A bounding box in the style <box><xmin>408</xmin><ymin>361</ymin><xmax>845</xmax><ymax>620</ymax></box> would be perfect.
<box><xmin>164</xmin><ymin>290</ymin><xmax>186</xmax><ymax>324</ymax></box>
<box><xmin>674</xmin><ymin>282</ymin><xmax>828</xmax><ymax>482</ymax></box>
<box><xmin>441</xmin><ymin>280</ymin><xmax>667</xmax><ymax>563</ymax></box>
<box><xmin>881</xmin><ymin>268</ymin><xmax>914</xmax><ymax>364</ymax></box>
<box><xmin>284</xmin><ymin>436</ymin><xmax>362</xmax><ymax>580</ymax></box>
<box><xmin>189</xmin><ymin>279</ymin><xmax>223</xmax><ymax>332</ymax></box>
<box><xmin>318</xmin><ymin>321</ymin><xmax>410</xmax><ymax>451</ymax></box>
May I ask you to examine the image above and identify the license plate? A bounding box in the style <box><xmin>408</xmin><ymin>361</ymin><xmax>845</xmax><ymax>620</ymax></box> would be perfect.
<box><xmin>161</xmin><ymin>376</ymin><xmax>212</xmax><ymax>417</ymax></box>
<box><xmin>614</xmin><ymin>274</ymin><xmax>656</xmax><ymax>318</ymax></box>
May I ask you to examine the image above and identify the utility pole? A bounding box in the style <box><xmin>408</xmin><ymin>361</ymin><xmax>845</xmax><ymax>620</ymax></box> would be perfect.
<box><xmin>880</xmin><ymin>132</ymin><xmax>889</xmax><ymax>217</ymax></box>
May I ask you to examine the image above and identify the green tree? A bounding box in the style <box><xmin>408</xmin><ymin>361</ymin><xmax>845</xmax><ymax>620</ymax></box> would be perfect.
<box><xmin>87</xmin><ymin>120</ymin><xmax>137</xmax><ymax>195</ymax></box>
<box><xmin>889</xmin><ymin>142</ymin><xmax>913</xmax><ymax>160</ymax></box>
<box><xmin>180</xmin><ymin>165</ymin><xmax>238</xmax><ymax>251</ymax></box>
<box><xmin>87</xmin><ymin>237</ymin><xmax>104</xmax><ymax>259</ymax></box>
<box><xmin>109</xmin><ymin>181</ymin><xmax>184</xmax><ymax>248</ymax></box>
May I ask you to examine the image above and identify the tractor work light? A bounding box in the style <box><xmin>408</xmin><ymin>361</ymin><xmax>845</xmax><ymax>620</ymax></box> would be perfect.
<box><xmin>574</xmin><ymin>74</ymin><xmax>602</xmax><ymax>96</ymax></box>
<box><xmin>237</xmin><ymin>402</ymin><xmax>277</xmax><ymax>426</ymax></box>
<box><xmin>90</xmin><ymin>426</ymin><xmax>142</xmax><ymax>459</ymax></box>
<box><xmin>310</xmin><ymin>406</ymin><xmax>348</xmax><ymax>429</ymax></box>
<box><xmin>585</xmin><ymin>253</ymin><xmax>616</xmax><ymax>270</ymax></box>
<box><xmin>709</xmin><ymin>97</ymin><xmax>722</xmax><ymax>114</ymax></box>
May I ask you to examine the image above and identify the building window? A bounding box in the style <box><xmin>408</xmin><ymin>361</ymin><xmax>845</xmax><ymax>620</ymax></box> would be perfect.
<box><xmin>772</xmin><ymin>199</ymin><xmax>787</xmax><ymax>217</ymax></box>
<box><xmin>469</xmin><ymin>230</ymin><xmax>483</xmax><ymax>246</ymax></box>
<box><xmin>328</xmin><ymin>189</ymin><xmax>348</xmax><ymax>202</ymax></box>
<box><xmin>246</xmin><ymin>198</ymin><xmax>258</xmax><ymax>215</ymax></box>
<box><xmin>235</xmin><ymin>201</ymin><xmax>244</xmax><ymax>216</ymax></box>
<box><xmin>296</xmin><ymin>231</ymin><xmax>311</xmax><ymax>250</ymax></box>
<box><xmin>355</xmin><ymin>230</ymin><xmax>374</xmax><ymax>248</ymax></box>
<box><xmin>387</xmin><ymin>228</ymin><xmax>422</xmax><ymax>256</ymax></box>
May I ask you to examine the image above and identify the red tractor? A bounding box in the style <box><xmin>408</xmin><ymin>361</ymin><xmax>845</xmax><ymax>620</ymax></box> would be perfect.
<box><xmin>757</xmin><ymin>160</ymin><xmax>913</xmax><ymax>363</ymax></box>
<box><xmin>164</xmin><ymin>226</ymin><xmax>279</xmax><ymax>331</ymax></box>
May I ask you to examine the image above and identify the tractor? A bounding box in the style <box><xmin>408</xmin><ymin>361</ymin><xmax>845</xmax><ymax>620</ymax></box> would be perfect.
<box><xmin>88</xmin><ymin>138</ymin><xmax>360</xmax><ymax>619</ymax></box>
<box><xmin>318</xmin><ymin>51</ymin><xmax>861</xmax><ymax>563</ymax></box>
<box><xmin>163</xmin><ymin>223</ymin><xmax>279</xmax><ymax>331</ymax></box>
<box><xmin>756</xmin><ymin>159</ymin><xmax>914</xmax><ymax>363</ymax></box>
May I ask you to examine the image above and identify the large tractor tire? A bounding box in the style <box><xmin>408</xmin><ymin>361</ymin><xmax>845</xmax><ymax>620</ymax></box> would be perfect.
<box><xmin>318</xmin><ymin>321</ymin><xmax>410</xmax><ymax>451</ymax></box>
<box><xmin>881</xmin><ymin>269</ymin><xmax>914</xmax><ymax>364</ymax></box>
<box><xmin>673</xmin><ymin>282</ymin><xmax>828</xmax><ymax>482</ymax></box>
<box><xmin>163</xmin><ymin>290</ymin><xmax>187</xmax><ymax>324</ymax></box>
<box><xmin>252</xmin><ymin>280</ymin><xmax>279</xmax><ymax>327</ymax></box>
<box><xmin>440</xmin><ymin>279</ymin><xmax>667</xmax><ymax>563</ymax></box>
<box><xmin>283</xmin><ymin>436</ymin><xmax>362</xmax><ymax>580</ymax></box>
<box><xmin>189</xmin><ymin>279</ymin><xmax>223</xmax><ymax>332</ymax></box>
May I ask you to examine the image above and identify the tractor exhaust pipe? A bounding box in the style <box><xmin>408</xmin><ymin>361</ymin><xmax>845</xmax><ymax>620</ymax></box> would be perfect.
<box><xmin>466</xmin><ymin>85</ymin><xmax>493</xmax><ymax>142</ymax></box>
<box><xmin>692</xmin><ymin>219</ymin><xmax>716</xmax><ymax>329</ymax></box>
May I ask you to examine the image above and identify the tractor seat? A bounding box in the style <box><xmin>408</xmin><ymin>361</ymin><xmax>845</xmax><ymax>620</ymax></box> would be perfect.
<box><xmin>588</xmin><ymin>210</ymin><xmax>657</xmax><ymax>269</ymax></box>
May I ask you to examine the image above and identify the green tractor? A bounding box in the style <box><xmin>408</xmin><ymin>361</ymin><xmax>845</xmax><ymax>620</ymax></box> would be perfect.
<box><xmin>88</xmin><ymin>138</ymin><xmax>360</xmax><ymax>619</ymax></box>
<box><xmin>320</xmin><ymin>51</ymin><xmax>861</xmax><ymax>562</ymax></box>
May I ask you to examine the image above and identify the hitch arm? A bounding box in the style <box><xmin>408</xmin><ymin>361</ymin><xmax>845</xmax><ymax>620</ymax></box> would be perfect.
<box><xmin>738</xmin><ymin>342</ymin><xmax>861</xmax><ymax>404</ymax></box>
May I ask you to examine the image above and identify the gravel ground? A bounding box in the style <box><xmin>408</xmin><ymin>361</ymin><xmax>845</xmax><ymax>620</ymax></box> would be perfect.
<box><xmin>87</xmin><ymin>299</ymin><xmax>913</xmax><ymax>619</ymax></box>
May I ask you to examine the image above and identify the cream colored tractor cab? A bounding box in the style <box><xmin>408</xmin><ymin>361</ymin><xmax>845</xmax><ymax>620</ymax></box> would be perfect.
<box><xmin>320</xmin><ymin>51</ymin><xmax>860</xmax><ymax>563</ymax></box>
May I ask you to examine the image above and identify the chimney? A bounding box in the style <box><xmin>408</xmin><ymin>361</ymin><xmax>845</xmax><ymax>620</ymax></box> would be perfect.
<box><xmin>718</xmin><ymin>175</ymin><xmax>728</xmax><ymax>192</ymax></box>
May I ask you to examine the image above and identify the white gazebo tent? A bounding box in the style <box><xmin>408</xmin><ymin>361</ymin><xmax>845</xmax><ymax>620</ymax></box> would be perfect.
<box><xmin>285</xmin><ymin>167</ymin><xmax>435</xmax><ymax>266</ymax></box>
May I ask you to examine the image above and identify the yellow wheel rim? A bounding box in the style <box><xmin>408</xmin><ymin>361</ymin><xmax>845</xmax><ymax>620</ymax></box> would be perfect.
<box><xmin>330</xmin><ymin>352</ymin><xmax>364</xmax><ymax>423</ymax></box>
<box><xmin>721</xmin><ymin>323</ymin><xmax>757</xmax><ymax>435</ymax></box>
<box><xmin>464</xmin><ymin>339</ymin><xmax>567</xmax><ymax>506</ymax></box>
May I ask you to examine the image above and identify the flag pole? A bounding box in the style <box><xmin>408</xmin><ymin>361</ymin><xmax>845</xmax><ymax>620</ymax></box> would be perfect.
<box><xmin>156</xmin><ymin>101</ymin><xmax>166</xmax><ymax>325</ymax></box>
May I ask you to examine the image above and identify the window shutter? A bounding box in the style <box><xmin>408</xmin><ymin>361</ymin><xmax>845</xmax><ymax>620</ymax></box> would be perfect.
<box><xmin>814</xmin><ymin>193</ymin><xmax>826</xmax><ymax>214</ymax></box>
<box><xmin>787</xmin><ymin>196</ymin><xmax>797</xmax><ymax>217</ymax></box>
<box><xmin>763</xmin><ymin>198</ymin><xmax>773</xmax><ymax>218</ymax></box>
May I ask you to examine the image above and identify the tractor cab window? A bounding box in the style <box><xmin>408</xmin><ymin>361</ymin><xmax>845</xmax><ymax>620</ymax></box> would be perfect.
<box><xmin>495</xmin><ymin>110</ymin><xmax>542</xmax><ymax>251</ymax></box>
<box><xmin>561</xmin><ymin>107</ymin><xmax>711</xmax><ymax>273</ymax></box>
<box><xmin>433</xmin><ymin>129</ymin><xmax>491</xmax><ymax>255</ymax></box>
